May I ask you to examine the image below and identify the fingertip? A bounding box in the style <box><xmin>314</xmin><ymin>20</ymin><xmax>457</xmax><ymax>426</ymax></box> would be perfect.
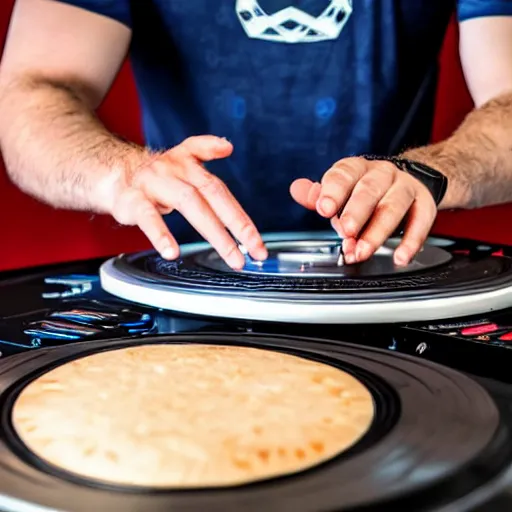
<box><xmin>289</xmin><ymin>179</ymin><xmax>301</xmax><ymax>197</ymax></box>
<box><xmin>290</xmin><ymin>177</ymin><xmax>313</xmax><ymax>188</ymax></box>
<box><xmin>355</xmin><ymin>239</ymin><xmax>373</xmax><ymax>262</ymax></box>
<box><xmin>217</xmin><ymin>137</ymin><xmax>234</xmax><ymax>153</ymax></box>
<box><xmin>228</xmin><ymin>250</ymin><xmax>246</xmax><ymax>270</ymax></box>
<box><xmin>158</xmin><ymin>235</ymin><xmax>179</xmax><ymax>261</ymax></box>
<box><xmin>183</xmin><ymin>135</ymin><xmax>233</xmax><ymax>160</ymax></box>
<box><xmin>290</xmin><ymin>178</ymin><xmax>314</xmax><ymax>206</ymax></box>
<box><xmin>394</xmin><ymin>246</ymin><xmax>411</xmax><ymax>266</ymax></box>
<box><xmin>252</xmin><ymin>245</ymin><xmax>268</xmax><ymax>261</ymax></box>
<box><xmin>161</xmin><ymin>245</ymin><xmax>179</xmax><ymax>260</ymax></box>
<box><xmin>342</xmin><ymin>237</ymin><xmax>357</xmax><ymax>264</ymax></box>
<box><xmin>207</xmin><ymin>139</ymin><xmax>233</xmax><ymax>160</ymax></box>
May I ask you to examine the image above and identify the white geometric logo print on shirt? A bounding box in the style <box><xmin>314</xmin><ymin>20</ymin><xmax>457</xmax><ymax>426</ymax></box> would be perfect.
<box><xmin>236</xmin><ymin>0</ymin><xmax>353</xmax><ymax>44</ymax></box>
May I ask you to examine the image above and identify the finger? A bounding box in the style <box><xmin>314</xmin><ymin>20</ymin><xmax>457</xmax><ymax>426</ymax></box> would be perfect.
<box><xmin>338</xmin><ymin>163</ymin><xmax>396</xmax><ymax>238</ymax></box>
<box><xmin>136</xmin><ymin>201</ymin><xmax>180</xmax><ymax>260</ymax></box>
<box><xmin>178</xmin><ymin>135</ymin><xmax>233</xmax><ymax>162</ymax></box>
<box><xmin>112</xmin><ymin>188</ymin><xmax>179</xmax><ymax>260</ymax></box>
<box><xmin>145</xmin><ymin>174</ymin><xmax>246</xmax><ymax>270</ymax></box>
<box><xmin>317</xmin><ymin>157</ymin><xmax>367</xmax><ymax>218</ymax></box>
<box><xmin>330</xmin><ymin>214</ymin><xmax>344</xmax><ymax>238</ymax></box>
<box><xmin>290</xmin><ymin>178</ymin><xmax>321</xmax><ymax>210</ymax></box>
<box><xmin>393</xmin><ymin>193</ymin><xmax>437</xmax><ymax>266</ymax></box>
<box><xmin>185</xmin><ymin>164</ymin><xmax>267</xmax><ymax>260</ymax></box>
<box><xmin>353</xmin><ymin>181</ymin><xmax>416</xmax><ymax>263</ymax></box>
<box><xmin>329</xmin><ymin>217</ymin><xmax>356</xmax><ymax>264</ymax></box>
<box><xmin>329</xmin><ymin>214</ymin><xmax>357</xmax><ymax>264</ymax></box>
<box><xmin>342</xmin><ymin>237</ymin><xmax>357</xmax><ymax>265</ymax></box>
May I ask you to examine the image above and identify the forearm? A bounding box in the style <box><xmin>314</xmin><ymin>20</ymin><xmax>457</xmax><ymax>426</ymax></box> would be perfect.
<box><xmin>0</xmin><ymin>75</ymin><xmax>148</xmax><ymax>213</ymax></box>
<box><xmin>402</xmin><ymin>91</ymin><xmax>512</xmax><ymax>210</ymax></box>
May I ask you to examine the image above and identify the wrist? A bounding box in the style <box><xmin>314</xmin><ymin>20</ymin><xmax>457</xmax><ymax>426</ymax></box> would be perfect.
<box><xmin>93</xmin><ymin>142</ymin><xmax>151</xmax><ymax>214</ymax></box>
<box><xmin>400</xmin><ymin>147</ymin><xmax>473</xmax><ymax>210</ymax></box>
<box><xmin>362</xmin><ymin>154</ymin><xmax>448</xmax><ymax>207</ymax></box>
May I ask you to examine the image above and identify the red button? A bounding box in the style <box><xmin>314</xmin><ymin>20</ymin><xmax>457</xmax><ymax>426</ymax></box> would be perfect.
<box><xmin>499</xmin><ymin>332</ymin><xmax>512</xmax><ymax>341</ymax></box>
<box><xmin>461</xmin><ymin>324</ymin><xmax>499</xmax><ymax>336</ymax></box>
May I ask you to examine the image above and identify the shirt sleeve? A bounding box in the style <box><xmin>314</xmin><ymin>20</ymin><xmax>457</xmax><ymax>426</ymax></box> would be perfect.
<box><xmin>52</xmin><ymin>0</ymin><xmax>132</xmax><ymax>27</ymax></box>
<box><xmin>457</xmin><ymin>0</ymin><xmax>512</xmax><ymax>22</ymax></box>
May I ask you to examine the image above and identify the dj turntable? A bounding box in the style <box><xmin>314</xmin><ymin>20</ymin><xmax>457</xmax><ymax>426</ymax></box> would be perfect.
<box><xmin>1</xmin><ymin>231</ymin><xmax>512</xmax><ymax>511</ymax></box>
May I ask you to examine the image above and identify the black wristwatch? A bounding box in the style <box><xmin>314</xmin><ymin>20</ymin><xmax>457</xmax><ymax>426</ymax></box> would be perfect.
<box><xmin>362</xmin><ymin>155</ymin><xmax>448</xmax><ymax>206</ymax></box>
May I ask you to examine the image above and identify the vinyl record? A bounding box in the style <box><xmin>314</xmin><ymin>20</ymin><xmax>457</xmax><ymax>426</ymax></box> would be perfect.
<box><xmin>0</xmin><ymin>333</ymin><xmax>509</xmax><ymax>512</ymax></box>
<box><xmin>100</xmin><ymin>234</ymin><xmax>512</xmax><ymax>323</ymax></box>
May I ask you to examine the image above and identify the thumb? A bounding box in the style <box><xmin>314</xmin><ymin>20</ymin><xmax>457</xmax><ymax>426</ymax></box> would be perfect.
<box><xmin>290</xmin><ymin>178</ymin><xmax>321</xmax><ymax>211</ymax></box>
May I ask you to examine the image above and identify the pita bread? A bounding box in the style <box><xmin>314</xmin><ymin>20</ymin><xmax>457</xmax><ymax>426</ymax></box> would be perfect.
<box><xmin>12</xmin><ymin>344</ymin><xmax>374</xmax><ymax>487</ymax></box>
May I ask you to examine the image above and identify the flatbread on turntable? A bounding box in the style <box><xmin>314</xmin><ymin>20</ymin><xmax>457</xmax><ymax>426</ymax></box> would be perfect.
<box><xmin>11</xmin><ymin>344</ymin><xmax>375</xmax><ymax>488</ymax></box>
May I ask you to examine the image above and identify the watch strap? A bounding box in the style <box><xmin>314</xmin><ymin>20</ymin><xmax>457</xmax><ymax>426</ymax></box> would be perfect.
<box><xmin>362</xmin><ymin>155</ymin><xmax>448</xmax><ymax>206</ymax></box>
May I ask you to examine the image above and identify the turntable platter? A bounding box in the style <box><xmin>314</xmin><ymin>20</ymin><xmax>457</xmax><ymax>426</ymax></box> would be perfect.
<box><xmin>99</xmin><ymin>233</ymin><xmax>512</xmax><ymax>324</ymax></box>
<box><xmin>0</xmin><ymin>334</ymin><xmax>510</xmax><ymax>512</ymax></box>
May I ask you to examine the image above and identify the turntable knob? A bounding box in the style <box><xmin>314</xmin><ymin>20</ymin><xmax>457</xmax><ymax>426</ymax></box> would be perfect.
<box><xmin>415</xmin><ymin>342</ymin><xmax>428</xmax><ymax>355</ymax></box>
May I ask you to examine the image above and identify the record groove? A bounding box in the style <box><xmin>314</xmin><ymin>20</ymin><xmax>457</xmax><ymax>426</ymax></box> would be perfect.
<box><xmin>123</xmin><ymin>251</ymin><xmax>512</xmax><ymax>297</ymax></box>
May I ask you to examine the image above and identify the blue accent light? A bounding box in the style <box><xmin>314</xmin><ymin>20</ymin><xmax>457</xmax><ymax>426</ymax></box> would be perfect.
<box><xmin>122</xmin><ymin>321</ymin><xmax>150</xmax><ymax>327</ymax></box>
<box><xmin>44</xmin><ymin>274</ymin><xmax>99</xmax><ymax>283</ymax></box>
<box><xmin>128</xmin><ymin>328</ymin><xmax>152</xmax><ymax>334</ymax></box>
<box><xmin>42</xmin><ymin>274</ymin><xmax>99</xmax><ymax>299</ymax></box>
<box><xmin>24</xmin><ymin>330</ymin><xmax>82</xmax><ymax>340</ymax></box>
<box><xmin>120</xmin><ymin>314</ymin><xmax>153</xmax><ymax>327</ymax></box>
<box><xmin>0</xmin><ymin>339</ymin><xmax>38</xmax><ymax>349</ymax></box>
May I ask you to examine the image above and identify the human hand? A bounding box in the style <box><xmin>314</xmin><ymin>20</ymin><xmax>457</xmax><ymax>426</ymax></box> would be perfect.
<box><xmin>290</xmin><ymin>156</ymin><xmax>437</xmax><ymax>266</ymax></box>
<box><xmin>100</xmin><ymin>135</ymin><xmax>267</xmax><ymax>269</ymax></box>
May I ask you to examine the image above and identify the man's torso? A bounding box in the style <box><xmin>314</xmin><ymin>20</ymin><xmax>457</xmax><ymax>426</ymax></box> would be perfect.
<box><xmin>125</xmin><ymin>1</ymin><xmax>453</xmax><ymax>238</ymax></box>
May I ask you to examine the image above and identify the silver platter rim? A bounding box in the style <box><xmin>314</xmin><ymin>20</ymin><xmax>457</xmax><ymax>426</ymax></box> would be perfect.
<box><xmin>99</xmin><ymin>232</ymin><xmax>512</xmax><ymax>324</ymax></box>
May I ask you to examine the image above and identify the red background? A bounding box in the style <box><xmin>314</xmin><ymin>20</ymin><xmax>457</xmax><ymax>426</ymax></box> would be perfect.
<box><xmin>0</xmin><ymin>2</ymin><xmax>510</xmax><ymax>271</ymax></box>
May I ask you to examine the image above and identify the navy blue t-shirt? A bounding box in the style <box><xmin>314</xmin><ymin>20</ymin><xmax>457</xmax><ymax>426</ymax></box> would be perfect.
<box><xmin>57</xmin><ymin>0</ymin><xmax>512</xmax><ymax>242</ymax></box>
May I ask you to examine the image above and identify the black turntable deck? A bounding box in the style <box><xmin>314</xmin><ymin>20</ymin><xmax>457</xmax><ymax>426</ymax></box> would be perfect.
<box><xmin>2</xmin><ymin>233</ymin><xmax>512</xmax><ymax>511</ymax></box>
<box><xmin>99</xmin><ymin>234</ymin><xmax>512</xmax><ymax>323</ymax></box>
